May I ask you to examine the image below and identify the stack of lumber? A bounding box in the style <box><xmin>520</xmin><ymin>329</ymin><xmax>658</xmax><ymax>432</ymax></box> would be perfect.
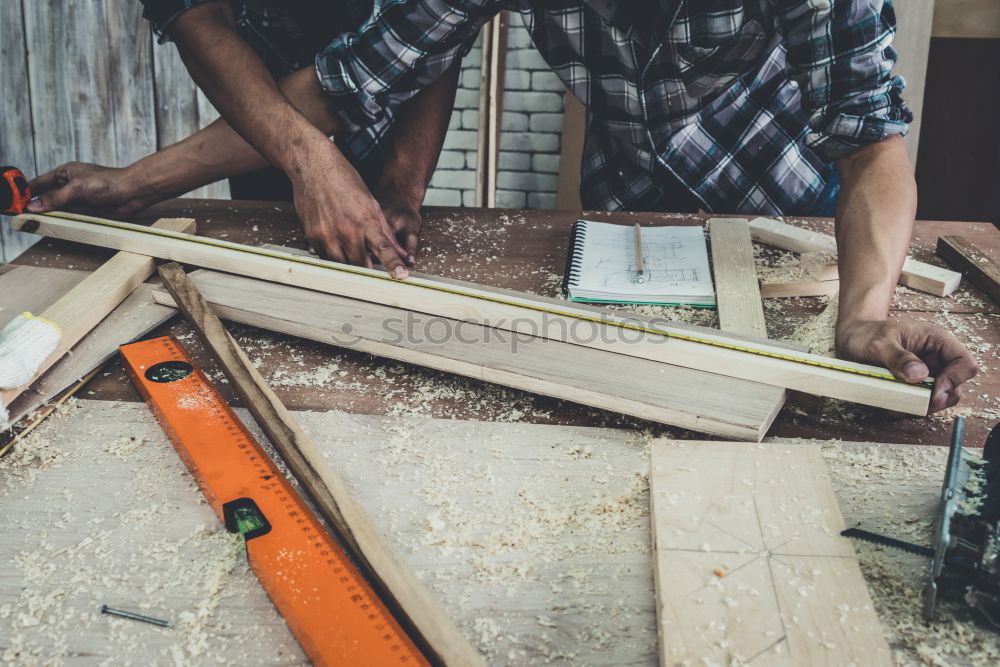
<box><xmin>12</xmin><ymin>212</ymin><xmax>933</xmax><ymax>442</ymax></box>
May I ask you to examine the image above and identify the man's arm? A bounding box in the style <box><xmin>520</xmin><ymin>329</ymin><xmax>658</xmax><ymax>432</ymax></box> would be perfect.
<box><xmin>833</xmin><ymin>136</ymin><xmax>978</xmax><ymax>412</ymax></box>
<box><xmin>374</xmin><ymin>61</ymin><xmax>462</xmax><ymax>265</ymax></box>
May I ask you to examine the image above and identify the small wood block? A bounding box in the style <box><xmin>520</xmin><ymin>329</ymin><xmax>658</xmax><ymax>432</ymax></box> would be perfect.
<box><xmin>898</xmin><ymin>257</ymin><xmax>962</xmax><ymax>297</ymax></box>
<box><xmin>650</xmin><ymin>439</ymin><xmax>892</xmax><ymax>666</ymax></box>
<box><xmin>761</xmin><ymin>280</ymin><xmax>840</xmax><ymax>299</ymax></box>
<box><xmin>709</xmin><ymin>218</ymin><xmax>768</xmax><ymax>338</ymax></box>
<box><xmin>936</xmin><ymin>235</ymin><xmax>1000</xmax><ymax>305</ymax></box>
<box><xmin>747</xmin><ymin>217</ymin><xmax>838</xmax><ymax>254</ymax></box>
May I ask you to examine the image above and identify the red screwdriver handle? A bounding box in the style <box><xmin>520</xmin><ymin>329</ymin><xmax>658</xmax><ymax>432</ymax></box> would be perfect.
<box><xmin>0</xmin><ymin>166</ymin><xmax>30</xmax><ymax>215</ymax></box>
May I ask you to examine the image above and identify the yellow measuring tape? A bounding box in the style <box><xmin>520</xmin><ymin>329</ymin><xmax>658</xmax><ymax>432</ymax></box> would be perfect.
<box><xmin>42</xmin><ymin>210</ymin><xmax>920</xmax><ymax>386</ymax></box>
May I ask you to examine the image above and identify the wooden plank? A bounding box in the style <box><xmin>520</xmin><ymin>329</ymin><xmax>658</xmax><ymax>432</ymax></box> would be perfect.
<box><xmin>14</xmin><ymin>212</ymin><xmax>931</xmax><ymax>414</ymax></box>
<box><xmin>555</xmin><ymin>93</ymin><xmax>585</xmax><ymax>210</ymax></box>
<box><xmin>151</xmin><ymin>269</ymin><xmax>786</xmax><ymax>440</ymax></box>
<box><xmin>761</xmin><ymin>279</ymin><xmax>841</xmax><ymax>298</ymax></box>
<box><xmin>650</xmin><ymin>439</ymin><xmax>892</xmax><ymax>666</ymax></box>
<box><xmin>748</xmin><ymin>217</ymin><xmax>961</xmax><ymax>296</ymax></box>
<box><xmin>0</xmin><ymin>266</ymin><xmax>176</xmax><ymax>426</ymax></box>
<box><xmin>156</xmin><ymin>263</ymin><xmax>484</xmax><ymax>666</ymax></box>
<box><xmin>474</xmin><ymin>13</ymin><xmax>508</xmax><ymax>208</ymax></box>
<box><xmin>709</xmin><ymin>218</ymin><xmax>768</xmax><ymax>338</ymax></box>
<box><xmin>151</xmin><ymin>40</ymin><xmax>231</xmax><ymax>199</ymax></box>
<box><xmin>932</xmin><ymin>0</ymin><xmax>1000</xmax><ymax>38</ymax></box>
<box><xmin>893</xmin><ymin>0</ymin><xmax>935</xmax><ymax>161</ymax></box>
<box><xmin>0</xmin><ymin>0</ymin><xmax>38</xmax><ymax>261</ymax></box>
<box><xmin>937</xmin><ymin>235</ymin><xmax>1000</xmax><ymax>305</ymax></box>
<box><xmin>0</xmin><ymin>218</ymin><xmax>194</xmax><ymax>410</ymax></box>
<box><xmin>104</xmin><ymin>0</ymin><xmax>158</xmax><ymax>167</ymax></box>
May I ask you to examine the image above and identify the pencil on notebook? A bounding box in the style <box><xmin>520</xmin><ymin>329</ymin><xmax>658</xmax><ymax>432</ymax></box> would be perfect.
<box><xmin>633</xmin><ymin>223</ymin><xmax>645</xmax><ymax>283</ymax></box>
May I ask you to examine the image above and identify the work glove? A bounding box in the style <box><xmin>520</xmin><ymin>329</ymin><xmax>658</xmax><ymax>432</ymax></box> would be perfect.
<box><xmin>0</xmin><ymin>313</ymin><xmax>61</xmax><ymax>429</ymax></box>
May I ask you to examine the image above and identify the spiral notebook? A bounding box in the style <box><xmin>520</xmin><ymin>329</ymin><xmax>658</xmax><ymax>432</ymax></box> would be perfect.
<box><xmin>563</xmin><ymin>220</ymin><xmax>716</xmax><ymax>306</ymax></box>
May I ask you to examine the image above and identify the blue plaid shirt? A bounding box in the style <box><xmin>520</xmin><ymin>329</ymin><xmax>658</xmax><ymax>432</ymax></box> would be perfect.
<box><xmin>316</xmin><ymin>0</ymin><xmax>912</xmax><ymax>214</ymax></box>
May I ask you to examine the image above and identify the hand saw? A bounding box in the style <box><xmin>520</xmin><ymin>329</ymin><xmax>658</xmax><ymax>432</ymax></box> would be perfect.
<box><xmin>120</xmin><ymin>335</ymin><xmax>429</xmax><ymax>665</ymax></box>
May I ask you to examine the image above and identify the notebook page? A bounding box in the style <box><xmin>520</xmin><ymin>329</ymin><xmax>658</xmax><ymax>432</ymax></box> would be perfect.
<box><xmin>574</xmin><ymin>221</ymin><xmax>714</xmax><ymax>297</ymax></box>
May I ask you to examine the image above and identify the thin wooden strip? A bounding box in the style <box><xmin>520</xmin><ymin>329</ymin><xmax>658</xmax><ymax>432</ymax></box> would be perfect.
<box><xmin>709</xmin><ymin>218</ymin><xmax>768</xmax><ymax>338</ymax></box>
<box><xmin>937</xmin><ymin>235</ymin><xmax>1000</xmax><ymax>305</ymax></box>
<box><xmin>0</xmin><ymin>266</ymin><xmax>178</xmax><ymax>427</ymax></box>
<box><xmin>14</xmin><ymin>213</ymin><xmax>930</xmax><ymax>414</ymax></box>
<box><xmin>761</xmin><ymin>280</ymin><xmax>841</xmax><ymax>299</ymax></box>
<box><xmin>156</xmin><ymin>263</ymin><xmax>484</xmax><ymax>666</ymax></box>
<box><xmin>151</xmin><ymin>269</ymin><xmax>786</xmax><ymax>440</ymax></box>
<box><xmin>650</xmin><ymin>439</ymin><xmax>892</xmax><ymax>666</ymax></box>
<box><xmin>0</xmin><ymin>218</ymin><xmax>194</xmax><ymax>409</ymax></box>
<box><xmin>748</xmin><ymin>217</ymin><xmax>961</xmax><ymax>297</ymax></box>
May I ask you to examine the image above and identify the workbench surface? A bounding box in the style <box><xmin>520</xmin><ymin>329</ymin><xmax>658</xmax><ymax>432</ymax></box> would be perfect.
<box><xmin>12</xmin><ymin>200</ymin><xmax>1000</xmax><ymax>445</ymax></box>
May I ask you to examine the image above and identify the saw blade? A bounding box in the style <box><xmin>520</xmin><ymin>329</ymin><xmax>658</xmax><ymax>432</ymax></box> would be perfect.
<box><xmin>841</xmin><ymin>527</ymin><xmax>934</xmax><ymax>558</ymax></box>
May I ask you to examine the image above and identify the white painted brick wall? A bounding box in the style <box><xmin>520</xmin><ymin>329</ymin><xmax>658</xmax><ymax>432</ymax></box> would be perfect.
<box><xmin>425</xmin><ymin>21</ymin><xmax>566</xmax><ymax>210</ymax></box>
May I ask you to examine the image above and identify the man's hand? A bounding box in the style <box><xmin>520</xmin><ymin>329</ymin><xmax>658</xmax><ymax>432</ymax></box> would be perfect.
<box><xmin>376</xmin><ymin>192</ymin><xmax>423</xmax><ymax>266</ymax></box>
<box><xmin>292</xmin><ymin>140</ymin><xmax>409</xmax><ymax>276</ymax></box>
<box><xmin>835</xmin><ymin>319</ymin><xmax>979</xmax><ymax>414</ymax></box>
<box><xmin>26</xmin><ymin>162</ymin><xmax>159</xmax><ymax>217</ymax></box>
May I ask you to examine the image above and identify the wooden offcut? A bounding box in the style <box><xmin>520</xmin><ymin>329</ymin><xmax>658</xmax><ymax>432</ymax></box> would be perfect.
<box><xmin>748</xmin><ymin>217</ymin><xmax>961</xmax><ymax>297</ymax></box>
<box><xmin>14</xmin><ymin>212</ymin><xmax>931</xmax><ymax>414</ymax></box>
<box><xmin>650</xmin><ymin>439</ymin><xmax>892</xmax><ymax>666</ymax></box>
<box><xmin>760</xmin><ymin>279</ymin><xmax>840</xmax><ymax>299</ymax></box>
<box><xmin>936</xmin><ymin>235</ymin><xmax>1000</xmax><ymax>305</ymax></box>
<box><xmin>709</xmin><ymin>218</ymin><xmax>768</xmax><ymax>338</ymax></box>
<box><xmin>151</xmin><ymin>268</ymin><xmax>786</xmax><ymax>440</ymax></box>
<box><xmin>156</xmin><ymin>263</ymin><xmax>484</xmax><ymax>667</ymax></box>
<box><xmin>474</xmin><ymin>12</ymin><xmax>508</xmax><ymax>208</ymax></box>
<box><xmin>0</xmin><ymin>217</ymin><xmax>194</xmax><ymax>409</ymax></box>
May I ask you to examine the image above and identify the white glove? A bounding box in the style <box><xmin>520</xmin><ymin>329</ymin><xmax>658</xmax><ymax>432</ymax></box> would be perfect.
<box><xmin>0</xmin><ymin>313</ymin><xmax>62</xmax><ymax>429</ymax></box>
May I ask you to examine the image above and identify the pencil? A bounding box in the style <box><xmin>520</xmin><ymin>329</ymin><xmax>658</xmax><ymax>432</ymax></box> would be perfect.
<box><xmin>633</xmin><ymin>223</ymin><xmax>645</xmax><ymax>283</ymax></box>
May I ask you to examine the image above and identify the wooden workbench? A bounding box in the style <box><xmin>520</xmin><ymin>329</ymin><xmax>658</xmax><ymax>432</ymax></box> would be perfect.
<box><xmin>11</xmin><ymin>201</ymin><xmax>1000</xmax><ymax>446</ymax></box>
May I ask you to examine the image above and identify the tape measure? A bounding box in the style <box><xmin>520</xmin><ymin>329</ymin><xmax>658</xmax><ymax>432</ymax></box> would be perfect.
<box><xmin>45</xmin><ymin>209</ymin><xmax>923</xmax><ymax>386</ymax></box>
<box><xmin>0</xmin><ymin>166</ymin><xmax>30</xmax><ymax>215</ymax></box>
<box><xmin>120</xmin><ymin>336</ymin><xmax>429</xmax><ymax>666</ymax></box>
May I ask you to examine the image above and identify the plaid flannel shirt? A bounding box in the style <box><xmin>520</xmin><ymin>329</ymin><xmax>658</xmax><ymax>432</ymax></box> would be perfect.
<box><xmin>316</xmin><ymin>0</ymin><xmax>912</xmax><ymax>214</ymax></box>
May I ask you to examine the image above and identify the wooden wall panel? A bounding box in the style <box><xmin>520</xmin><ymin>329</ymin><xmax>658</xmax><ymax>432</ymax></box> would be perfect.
<box><xmin>151</xmin><ymin>40</ymin><xmax>230</xmax><ymax>199</ymax></box>
<box><xmin>0</xmin><ymin>0</ymin><xmax>38</xmax><ymax>261</ymax></box>
<box><xmin>892</xmin><ymin>0</ymin><xmax>935</xmax><ymax>162</ymax></box>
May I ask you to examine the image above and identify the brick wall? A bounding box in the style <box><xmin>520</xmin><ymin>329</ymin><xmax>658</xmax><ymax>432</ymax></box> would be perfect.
<box><xmin>424</xmin><ymin>21</ymin><xmax>567</xmax><ymax>209</ymax></box>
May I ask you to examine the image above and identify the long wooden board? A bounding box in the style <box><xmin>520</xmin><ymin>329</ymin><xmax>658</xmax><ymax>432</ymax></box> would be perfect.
<box><xmin>14</xmin><ymin>213</ymin><xmax>930</xmax><ymax>414</ymax></box>
<box><xmin>649</xmin><ymin>439</ymin><xmax>892</xmax><ymax>666</ymax></box>
<box><xmin>936</xmin><ymin>235</ymin><xmax>1000</xmax><ymax>305</ymax></box>
<box><xmin>0</xmin><ymin>266</ymin><xmax>176</xmax><ymax>427</ymax></box>
<box><xmin>748</xmin><ymin>217</ymin><xmax>961</xmax><ymax>297</ymax></box>
<box><xmin>157</xmin><ymin>264</ymin><xmax>484</xmax><ymax>666</ymax></box>
<box><xmin>151</xmin><ymin>269</ymin><xmax>786</xmax><ymax>440</ymax></box>
<box><xmin>709</xmin><ymin>218</ymin><xmax>768</xmax><ymax>338</ymax></box>
<box><xmin>0</xmin><ymin>218</ymin><xmax>193</xmax><ymax>410</ymax></box>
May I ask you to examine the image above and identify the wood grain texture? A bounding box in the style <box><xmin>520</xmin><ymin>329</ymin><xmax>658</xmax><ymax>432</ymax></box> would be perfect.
<box><xmin>892</xmin><ymin>0</ymin><xmax>935</xmax><ymax>160</ymax></box>
<box><xmin>0</xmin><ymin>0</ymin><xmax>38</xmax><ymax>261</ymax></box>
<box><xmin>709</xmin><ymin>218</ymin><xmax>768</xmax><ymax>338</ymax></box>
<box><xmin>937</xmin><ymin>235</ymin><xmax>1000</xmax><ymax>304</ymax></box>
<box><xmin>0</xmin><ymin>218</ymin><xmax>194</xmax><ymax>409</ymax></box>
<box><xmin>555</xmin><ymin>93</ymin><xmax>585</xmax><ymax>210</ymax></box>
<box><xmin>932</xmin><ymin>0</ymin><xmax>1000</xmax><ymax>38</ymax></box>
<box><xmin>151</xmin><ymin>268</ymin><xmax>786</xmax><ymax>440</ymax></box>
<box><xmin>14</xmin><ymin>212</ymin><xmax>931</xmax><ymax>414</ymax></box>
<box><xmin>650</xmin><ymin>439</ymin><xmax>892</xmax><ymax>666</ymax></box>
<box><xmin>156</xmin><ymin>263</ymin><xmax>484</xmax><ymax>666</ymax></box>
<box><xmin>748</xmin><ymin>217</ymin><xmax>960</xmax><ymax>296</ymax></box>
<box><xmin>151</xmin><ymin>40</ymin><xmax>231</xmax><ymax>199</ymax></box>
<box><xmin>0</xmin><ymin>266</ymin><xmax>176</xmax><ymax>426</ymax></box>
<box><xmin>760</xmin><ymin>280</ymin><xmax>840</xmax><ymax>299</ymax></box>
<box><xmin>104</xmin><ymin>0</ymin><xmax>158</xmax><ymax>167</ymax></box>
<box><xmin>474</xmin><ymin>13</ymin><xmax>508</xmax><ymax>208</ymax></box>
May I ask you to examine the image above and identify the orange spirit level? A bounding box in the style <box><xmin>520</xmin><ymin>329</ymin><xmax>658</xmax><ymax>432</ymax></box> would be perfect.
<box><xmin>120</xmin><ymin>336</ymin><xmax>428</xmax><ymax>666</ymax></box>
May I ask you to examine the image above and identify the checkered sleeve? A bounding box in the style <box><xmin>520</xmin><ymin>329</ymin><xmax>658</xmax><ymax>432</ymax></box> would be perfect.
<box><xmin>772</xmin><ymin>0</ymin><xmax>913</xmax><ymax>162</ymax></box>
<box><xmin>315</xmin><ymin>0</ymin><xmax>500</xmax><ymax>131</ymax></box>
<box><xmin>139</xmin><ymin>0</ymin><xmax>215</xmax><ymax>42</ymax></box>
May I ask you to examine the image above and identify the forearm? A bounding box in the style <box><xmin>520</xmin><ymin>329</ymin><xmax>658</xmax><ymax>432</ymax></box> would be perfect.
<box><xmin>169</xmin><ymin>3</ymin><xmax>341</xmax><ymax>183</ymax></box>
<box><xmin>833</xmin><ymin>135</ymin><xmax>917</xmax><ymax>329</ymax></box>
<box><xmin>375</xmin><ymin>61</ymin><xmax>462</xmax><ymax>206</ymax></box>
